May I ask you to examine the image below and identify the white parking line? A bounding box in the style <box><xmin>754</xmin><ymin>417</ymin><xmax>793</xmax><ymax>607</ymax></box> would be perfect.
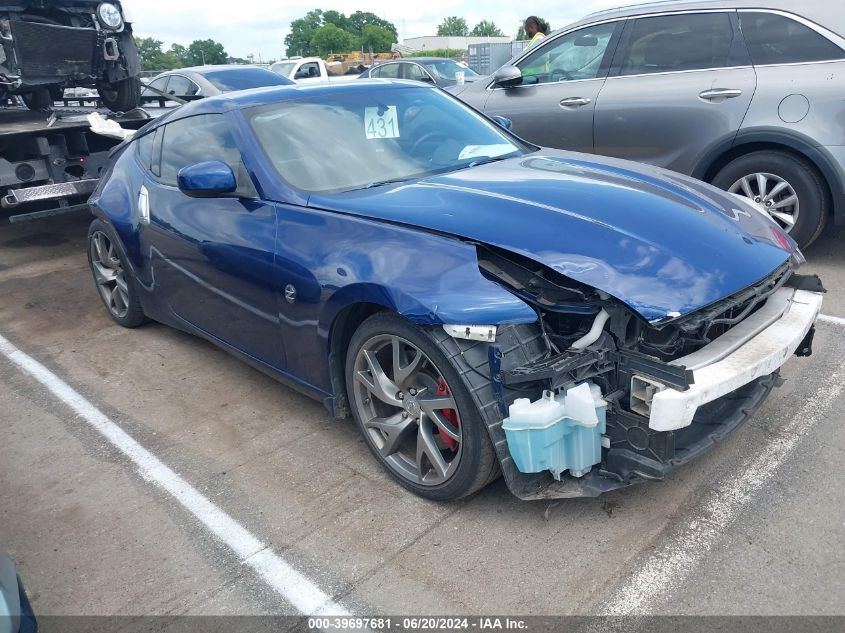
<box><xmin>818</xmin><ymin>313</ymin><xmax>845</xmax><ymax>327</ymax></box>
<box><xmin>600</xmin><ymin>357</ymin><xmax>845</xmax><ymax>615</ymax></box>
<box><xmin>0</xmin><ymin>332</ymin><xmax>350</xmax><ymax>617</ymax></box>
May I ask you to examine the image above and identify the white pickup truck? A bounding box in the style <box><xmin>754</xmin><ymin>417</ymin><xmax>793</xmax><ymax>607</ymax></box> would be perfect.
<box><xmin>270</xmin><ymin>57</ymin><xmax>359</xmax><ymax>84</ymax></box>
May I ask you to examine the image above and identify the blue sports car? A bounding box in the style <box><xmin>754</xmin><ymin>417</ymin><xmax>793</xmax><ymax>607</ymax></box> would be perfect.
<box><xmin>88</xmin><ymin>80</ymin><xmax>824</xmax><ymax>501</ymax></box>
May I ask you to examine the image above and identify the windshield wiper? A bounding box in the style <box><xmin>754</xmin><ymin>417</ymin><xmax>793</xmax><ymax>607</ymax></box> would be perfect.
<box><xmin>461</xmin><ymin>153</ymin><xmax>519</xmax><ymax>169</ymax></box>
<box><xmin>344</xmin><ymin>177</ymin><xmax>411</xmax><ymax>192</ymax></box>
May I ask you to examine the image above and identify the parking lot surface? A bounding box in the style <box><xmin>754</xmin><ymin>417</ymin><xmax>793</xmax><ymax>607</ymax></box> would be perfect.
<box><xmin>1</xmin><ymin>212</ymin><xmax>844</xmax><ymax>619</ymax></box>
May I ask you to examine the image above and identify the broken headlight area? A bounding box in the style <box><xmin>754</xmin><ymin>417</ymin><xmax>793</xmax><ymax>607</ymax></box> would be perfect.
<box><xmin>475</xmin><ymin>245</ymin><xmax>822</xmax><ymax>499</ymax></box>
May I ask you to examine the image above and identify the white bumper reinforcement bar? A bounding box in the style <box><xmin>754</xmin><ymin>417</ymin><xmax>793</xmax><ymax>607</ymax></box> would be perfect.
<box><xmin>646</xmin><ymin>288</ymin><xmax>823</xmax><ymax>432</ymax></box>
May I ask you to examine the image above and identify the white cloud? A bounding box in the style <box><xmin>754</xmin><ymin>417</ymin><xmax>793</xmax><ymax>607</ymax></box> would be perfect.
<box><xmin>125</xmin><ymin>0</ymin><xmax>622</xmax><ymax>61</ymax></box>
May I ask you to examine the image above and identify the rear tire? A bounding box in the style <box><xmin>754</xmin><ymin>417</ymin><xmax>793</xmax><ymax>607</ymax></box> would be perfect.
<box><xmin>87</xmin><ymin>218</ymin><xmax>147</xmax><ymax>328</ymax></box>
<box><xmin>22</xmin><ymin>88</ymin><xmax>52</xmax><ymax>110</ymax></box>
<box><xmin>98</xmin><ymin>77</ymin><xmax>141</xmax><ymax>112</ymax></box>
<box><xmin>711</xmin><ymin>150</ymin><xmax>828</xmax><ymax>249</ymax></box>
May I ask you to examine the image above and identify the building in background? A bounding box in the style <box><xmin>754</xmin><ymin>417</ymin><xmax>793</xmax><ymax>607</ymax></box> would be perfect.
<box><xmin>400</xmin><ymin>35</ymin><xmax>510</xmax><ymax>53</ymax></box>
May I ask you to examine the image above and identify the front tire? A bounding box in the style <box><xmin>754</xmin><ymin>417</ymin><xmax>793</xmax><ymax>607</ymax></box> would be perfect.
<box><xmin>87</xmin><ymin>219</ymin><xmax>147</xmax><ymax>328</ymax></box>
<box><xmin>98</xmin><ymin>77</ymin><xmax>141</xmax><ymax>112</ymax></box>
<box><xmin>345</xmin><ymin>313</ymin><xmax>499</xmax><ymax>501</ymax></box>
<box><xmin>711</xmin><ymin>150</ymin><xmax>828</xmax><ymax>248</ymax></box>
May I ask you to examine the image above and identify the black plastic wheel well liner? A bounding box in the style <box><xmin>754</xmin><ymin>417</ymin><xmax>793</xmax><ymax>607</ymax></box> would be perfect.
<box><xmin>328</xmin><ymin>302</ymin><xmax>389</xmax><ymax>418</ymax></box>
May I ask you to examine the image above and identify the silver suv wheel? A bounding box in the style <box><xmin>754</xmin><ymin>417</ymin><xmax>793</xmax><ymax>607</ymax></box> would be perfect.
<box><xmin>728</xmin><ymin>172</ymin><xmax>799</xmax><ymax>233</ymax></box>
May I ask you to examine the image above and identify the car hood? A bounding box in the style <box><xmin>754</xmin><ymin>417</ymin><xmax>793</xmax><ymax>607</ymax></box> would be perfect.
<box><xmin>308</xmin><ymin>152</ymin><xmax>797</xmax><ymax>323</ymax></box>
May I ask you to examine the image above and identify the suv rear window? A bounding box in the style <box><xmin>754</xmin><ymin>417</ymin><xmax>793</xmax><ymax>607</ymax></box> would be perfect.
<box><xmin>739</xmin><ymin>12</ymin><xmax>844</xmax><ymax>66</ymax></box>
<box><xmin>619</xmin><ymin>12</ymin><xmax>734</xmax><ymax>76</ymax></box>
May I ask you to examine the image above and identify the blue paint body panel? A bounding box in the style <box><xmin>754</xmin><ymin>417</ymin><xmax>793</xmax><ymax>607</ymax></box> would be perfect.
<box><xmin>89</xmin><ymin>81</ymin><xmax>798</xmax><ymax>407</ymax></box>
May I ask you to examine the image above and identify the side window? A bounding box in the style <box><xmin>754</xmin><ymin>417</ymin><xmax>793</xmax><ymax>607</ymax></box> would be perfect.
<box><xmin>135</xmin><ymin>130</ymin><xmax>155</xmax><ymax>171</ymax></box>
<box><xmin>371</xmin><ymin>63</ymin><xmax>400</xmax><ymax>79</ymax></box>
<box><xmin>295</xmin><ymin>62</ymin><xmax>321</xmax><ymax>79</ymax></box>
<box><xmin>158</xmin><ymin>114</ymin><xmax>256</xmax><ymax>197</ymax></box>
<box><xmin>739</xmin><ymin>12</ymin><xmax>844</xmax><ymax>65</ymax></box>
<box><xmin>518</xmin><ymin>21</ymin><xmax>618</xmax><ymax>84</ymax></box>
<box><xmin>166</xmin><ymin>75</ymin><xmax>199</xmax><ymax>97</ymax></box>
<box><xmin>141</xmin><ymin>76</ymin><xmax>168</xmax><ymax>97</ymax></box>
<box><xmin>619</xmin><ymin>13</ymin><xmax>734</xmax><ymax>76</ymax></box>
<box><xmin>404</xmin><ymin>63</ymin><xmax>431</xmax><ymax>82</ymax></box>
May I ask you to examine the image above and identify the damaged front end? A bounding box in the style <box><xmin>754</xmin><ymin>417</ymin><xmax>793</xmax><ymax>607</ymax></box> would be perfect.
<box><xmin>472</xmin><ymin>245</ymin><xmax>824</xmax><ymax>500</ymax></box>
<box><xmin>0</xmin><ymin>1</ymin><xmax>138</xmax><ymax>94</ymax></box>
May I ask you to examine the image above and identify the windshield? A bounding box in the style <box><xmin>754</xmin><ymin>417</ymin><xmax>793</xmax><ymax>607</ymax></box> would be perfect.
<box><xmin>246</xmin><ymin>85</ymin><xmax>529</xmax><ymax>194</ymax></box>
<box><xmin>427</xmin><ymin>60</ymin><xmax>479</xmax><ymax>80</ymax></box>
<box><xmin>272</xmin><ymin>62</ymin><xmax>296</xmax><ymax>77</ymax></box>
<box><xmin>203</xmin><ymin>68</ymin><xmax>293</xmax><ymax>92</ymax></box>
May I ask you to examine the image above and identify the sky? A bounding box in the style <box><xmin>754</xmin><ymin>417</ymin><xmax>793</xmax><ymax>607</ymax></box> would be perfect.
<box><xmin>124</xmin><ymin>0</ymin><xmax>624</xmax><ymax>62</ymax></box>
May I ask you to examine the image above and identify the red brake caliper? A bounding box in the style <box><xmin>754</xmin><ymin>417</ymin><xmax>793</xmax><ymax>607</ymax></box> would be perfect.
<box><xmin>436</xmin><ymin>378</ymin><xmax>460</xmax><ymax>452</ymax></box>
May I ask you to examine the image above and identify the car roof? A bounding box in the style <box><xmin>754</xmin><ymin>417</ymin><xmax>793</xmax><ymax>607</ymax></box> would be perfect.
<box><xmin>570</xmin><ymin>0</ymin><xmax>844</xmax><ymax>39</ymax></box>
<box><xmin>136</xmin><ymin>80</ymin><xmax>432</xmax><ymax>134</ymax></box>
<box><xmin>400</xmin><ymin>57</ymin><xmax>456</xmax><ymax>64</ymax></box>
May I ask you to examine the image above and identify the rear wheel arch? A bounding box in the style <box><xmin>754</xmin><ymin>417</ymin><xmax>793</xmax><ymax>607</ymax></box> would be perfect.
<box><xmin>697</xmin><ymin>135</ymin><xmax>840</xmax><ymax>224</ymax></box>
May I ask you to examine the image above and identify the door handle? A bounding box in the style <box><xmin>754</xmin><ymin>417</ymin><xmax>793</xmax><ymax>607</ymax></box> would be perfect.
<box><xmin>138</xmin><ymin>186</ymin><xmax>150</xmax><ymax>225</ymax></box>
<box><xmin>699</xmin><ymin>88</ymin><xmax>743</xmax><ymax>101</ymax></box>
<box><xmin>559</xmin><ymin>97</ymin><xmax>592</xmax><ymax>108</ymax></box>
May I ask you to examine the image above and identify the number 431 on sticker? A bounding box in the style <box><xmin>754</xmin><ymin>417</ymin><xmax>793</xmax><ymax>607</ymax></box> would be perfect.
<box><xmin>365</xmin><ymin>106</ymin><xmax>399</xmax><ymax>139</ymax></box>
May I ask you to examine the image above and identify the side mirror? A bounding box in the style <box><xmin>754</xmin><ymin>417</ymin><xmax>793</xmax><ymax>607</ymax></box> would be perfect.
<box><xmin>294</xmin><ymin>70</ymin><xmax>309</xmax><ymax>79</ymax></box>
<box><xmin>492</xmin><ymin>65</ymin><xmax>522</xmax><ymax>88</ymax></box>
<box><xmin>490</xmin><ymin>115</ymin><xmax>513</xmax><ymax>130</ymax></box>
<box><xmin>177</xmin><ymin>161</ymin><xmax>237</xmax><ymax>198</ymax></box>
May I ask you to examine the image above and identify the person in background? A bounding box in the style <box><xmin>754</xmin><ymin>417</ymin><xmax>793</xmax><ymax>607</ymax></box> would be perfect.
<box><xmin>524</xmin><ymin>16</ymin><xmax>549</xmax><ymax>48</ymax></box>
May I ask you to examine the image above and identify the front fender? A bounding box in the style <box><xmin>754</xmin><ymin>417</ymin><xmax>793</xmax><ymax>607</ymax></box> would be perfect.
<box><xmin>275</xmin><ymin>204</ymin><xmax>537</xmax><ymax>391</ymax></box>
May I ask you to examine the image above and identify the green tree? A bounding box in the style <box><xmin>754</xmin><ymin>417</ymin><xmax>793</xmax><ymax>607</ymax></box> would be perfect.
<box><xmin>470</xmin><ymin>20</ymin><xmax>504</xmax><ymax>37</ymax></box>
<box><xmin>135</xmin><ymin>37</ymin><xmax>183</xmax><ymax>71</ymax></box>
<box><xmin>322</xmin><ymin>10</ymin><xmax>350</xmax><ymax>32</ymax></box>
<box><xmin>285</xmin><ymin>9</ymin><xmax>324</xmax><ymax>57</ymax></box>
<box><xmin>407</xmin><ymin>48</ymin><xmax>465</xmax><ymax>59</ymax></box>
<box><xmin>169</xmin><ymin>43</ymin><xmax>189</xmax><ymax>66</ymax></box>
<box><xmin>284</xmin><ymin>9</ymin><xmax>398</xmax><ymax>57</ymax></box>
<box><xmin>359</xmin><ymin>24</ymin><xmax>395</xmax><ymax>53</ymax></box>
<box><xmin>310</xmin><ymin>23</ymin><xmax>354</xmax><ymax>56</ymax></box>
<box><xmin>185</xmin><ymin>39</ymin><xmax>228</xmax><ymax>66</ymax></box>
<box><xmin>437</xmin><ymin>16</ymin><xmax>469</xmax><ymax>36</ymax></box>
<box><xmin>348</xmin><ymin>11</ymin><xmax>398</xmax><ymax>41</ymax></box>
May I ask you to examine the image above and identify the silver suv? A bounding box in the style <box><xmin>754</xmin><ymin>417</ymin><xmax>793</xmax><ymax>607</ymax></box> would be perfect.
<box><xmin>451</xmin><ymin>1</ymin><xmax>845</xmax><ymax>247</ymax></box>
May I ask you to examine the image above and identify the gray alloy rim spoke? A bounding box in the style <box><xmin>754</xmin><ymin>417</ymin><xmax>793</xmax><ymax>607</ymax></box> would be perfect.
<box><xmin>391</xmin><ymin>336</ymin><xmax>423</xmax><ymax>388</ymax></box>
<box><xmin>728</xmin><ymin>172</ymin><xmax>799</xmax><ymax>234</ymax></box>
<box><xmin>92</xmin><ymin>261</ymin><xmax>116</xmax><ymax>285</ymax></box>
<box><xmin>352</xmin><ymin>334</ymin><xmax>463</xmax><ymax>487</ymax></box>
<box><xmin>111</xmin><ymin>286</ymin><xmax>126</xmax><ymax>312</ymax></box>
<box><xmin>772</xmin><ymin>194</ymin><xmax>798</xmax><ymax>210</ymax></box>
<box><xmin>771</xmin><ymin>210</ymin><xmax>796</xmax><ymax>228</ymax></box>
<box><xmin>365</xmin><ymin>411</ymin><xmax>416</xmax><ymax>457</ymax></box>
<box><xmin>763</xmin><ymin>180</ymin><xmax>789</xmax><ymax>201</ymax></box>
<box><xmin>416</xmin><ymin>415</ymin><xmax>450</xmax><ymax>482</ymax></box>
<box><xmin>355</xmin><ymin>349</ymin><xmax>401</xmax><ymax>407</ymax></box>
<box><xmin>756</xmin><ymin>173</ymin><xmax>769</xmax><ymax>198</ymax></box>
<box><xmin>90</xmin><ymin>231</ymin><xmax>129</xmax><ymax>318</ymax></box>
<box><xmin>418</xmin><ymin>393</ymin><xmax>460</xmax><ymax>441</ymax></box>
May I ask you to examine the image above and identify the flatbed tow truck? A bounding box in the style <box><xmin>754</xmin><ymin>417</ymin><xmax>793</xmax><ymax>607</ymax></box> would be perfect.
<box><xmin>0</xmin><ymin>102</ymin><xmax>152</xmax><ymax>225</ymax></box>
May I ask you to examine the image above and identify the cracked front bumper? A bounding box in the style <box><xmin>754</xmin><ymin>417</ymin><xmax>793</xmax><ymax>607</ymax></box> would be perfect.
<box><xmin>647</xmin><ymin>288</ymin><xmax>823</xmax><ymax>432</ymax></box>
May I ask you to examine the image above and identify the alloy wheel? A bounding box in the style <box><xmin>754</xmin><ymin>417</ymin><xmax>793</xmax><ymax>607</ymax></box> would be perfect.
<box><xmin>89</xmin><ymin>230</ymin><xmax>130</xmax><ymax>318</ymax></box>
<box><xmin>728</xmin><ymin>172</ymin><xmax>799</xmax><ymax>233</ymax></box>
<box><xmin>351</xmin><ymin>334</ymin><xmax>463</xmax><ymax>486</ymax></box>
